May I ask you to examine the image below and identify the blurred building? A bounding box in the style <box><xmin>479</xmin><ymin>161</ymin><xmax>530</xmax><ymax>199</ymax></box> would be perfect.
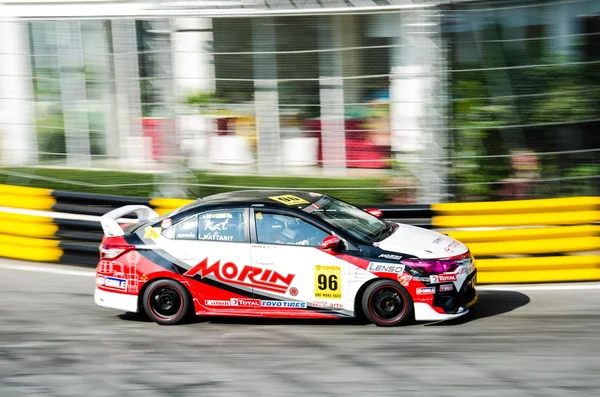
<box><xmin>0</xmin><ymin>0</ymin><xmax>599</xmax><ymax>202</ymax></box>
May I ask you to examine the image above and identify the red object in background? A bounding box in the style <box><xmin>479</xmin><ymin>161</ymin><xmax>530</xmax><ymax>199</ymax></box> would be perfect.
<box><xmin>303</xmin><ymin>119</ymin><xmax>390</xmax><ymax>169</ymax></box>
<box><xmin>216</xmin><ymin>117</ymin><xmax>236</xmax><ymax>136</ymax></box>
<box><xmin>142</xmin><ymin>118</ymin><xmax>166</xmax><ymax>161</ymax></box>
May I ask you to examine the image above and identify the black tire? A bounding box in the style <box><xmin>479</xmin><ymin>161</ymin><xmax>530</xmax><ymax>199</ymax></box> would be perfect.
<box><xmin>361</xmin><ymin>279</ymin><xmax>414</xmax><ymax>327</ymax></box>
<box><xmin>142</xmin><ymin>279</ymin><xmax>192</xmax><ymax>325</ymax></box>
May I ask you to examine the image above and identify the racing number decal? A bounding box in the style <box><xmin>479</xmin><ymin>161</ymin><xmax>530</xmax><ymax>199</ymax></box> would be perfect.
<box><xmin>314</xmin><ymin>265</ymin><xmax>342</xmax><ymax>300</ymax></box>
<box><xmin>268</xmin><ymin>194</ymin><xmax>309</xmax><ymax>206</ymax></box>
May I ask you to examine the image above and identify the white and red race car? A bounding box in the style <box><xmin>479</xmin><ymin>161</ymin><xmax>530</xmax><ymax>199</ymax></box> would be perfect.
<box><xmin>95</xmin><ymin>190</ymin><xmax>477</xmax><ymax>326</ymax></box>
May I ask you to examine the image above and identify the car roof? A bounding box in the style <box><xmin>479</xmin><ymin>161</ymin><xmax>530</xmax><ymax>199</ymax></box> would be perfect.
<box><xmin>174</xmin><ymin>189</ymin><xmax>325</xmax><ymax>214</ymax></box>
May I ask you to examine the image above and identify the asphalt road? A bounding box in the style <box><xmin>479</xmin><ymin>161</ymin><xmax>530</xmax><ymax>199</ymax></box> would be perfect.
<box><xmin>1</xmin><ymin>259</ymin><xmax>599</xmax><ymax>397</ymax></box>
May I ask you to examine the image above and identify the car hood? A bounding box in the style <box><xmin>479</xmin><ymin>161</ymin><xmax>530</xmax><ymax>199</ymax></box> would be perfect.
<box><xmin>375</xmin><ymin>223</ymin><xmax>469</xmax><ymax>259</ymax></box>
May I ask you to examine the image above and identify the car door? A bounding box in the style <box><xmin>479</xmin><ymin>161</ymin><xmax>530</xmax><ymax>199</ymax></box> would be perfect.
<box><xmin>249</xmin><ymin>208</ymin><xmax>353</xmax><ymax>316</ymax></box>
<box><xmin>158</xmin><ymin>207</ymin><xmax>256</xmax><ymax>311</ymax></box>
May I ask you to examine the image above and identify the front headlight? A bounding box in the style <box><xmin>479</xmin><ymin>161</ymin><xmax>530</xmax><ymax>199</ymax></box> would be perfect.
<box><xmin>401</xmin><ymin>252</ymin><xmax>472</xmax><ymax>275</ymax></box>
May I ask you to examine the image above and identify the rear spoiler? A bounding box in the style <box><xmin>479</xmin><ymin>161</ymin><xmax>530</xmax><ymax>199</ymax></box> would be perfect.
<box><xmin>100</xmin><ymin>205</ymin><xmax>159</xmax><ymax>237</ymax></box>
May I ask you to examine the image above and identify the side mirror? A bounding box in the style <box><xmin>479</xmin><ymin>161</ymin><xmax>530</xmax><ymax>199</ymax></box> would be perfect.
<box><xmin>365</xmin><ymin>208</ymin><xmax>384</xmax><ymax>219</ymax></box>
<box><xmin>321</xmin><ymin>235</ymin><xmax>342</xmax><ymax>251</ymax></box>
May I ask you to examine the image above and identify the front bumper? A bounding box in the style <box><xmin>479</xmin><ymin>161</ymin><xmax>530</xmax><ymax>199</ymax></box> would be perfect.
<box><xmin>433</xmin><ymin>270</ymin><xmax>478</xmax><ymax>314</ymax></box>
<box><xmin>414</xmin><ymin>270</ymin><xmax>478</xmax><ymax>321</ymax></box>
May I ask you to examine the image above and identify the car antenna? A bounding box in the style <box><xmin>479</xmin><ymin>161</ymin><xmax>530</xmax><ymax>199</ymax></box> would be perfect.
<box><xmin>186</xmin><ymin>188</ymin><xmax>201</xmax><ymax>200</ymax></box>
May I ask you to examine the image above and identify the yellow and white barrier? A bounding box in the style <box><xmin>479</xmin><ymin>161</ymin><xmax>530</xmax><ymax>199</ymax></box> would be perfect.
<box><xmin>0</xmin><ymin>183</ymin><xmax>598</xmax><ymax>282</ymax></box>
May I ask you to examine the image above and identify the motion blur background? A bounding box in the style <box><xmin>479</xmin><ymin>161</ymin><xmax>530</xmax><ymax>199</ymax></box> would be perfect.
<box><xmin>0</xmin><ymin>0</ymin><xmax>599</xmax><ymax>205</ymax></box>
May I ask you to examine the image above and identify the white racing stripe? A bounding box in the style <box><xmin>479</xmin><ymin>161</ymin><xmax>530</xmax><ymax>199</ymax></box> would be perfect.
<box><xmin>0</xmin><ymin>263</ymin><xmax>95</xmax><ymax>277</ymax></box>
<box><xmin>1</xmin><ymin>260</ymin><xmax>599</xmax><ymax>292</ymax></box>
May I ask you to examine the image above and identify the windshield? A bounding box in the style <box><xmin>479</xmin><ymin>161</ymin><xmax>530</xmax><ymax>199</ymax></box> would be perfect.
<box><xmin>303</xmin><ymin>196</ymin><xmax>390</xmax><ymax>243</ymax></box>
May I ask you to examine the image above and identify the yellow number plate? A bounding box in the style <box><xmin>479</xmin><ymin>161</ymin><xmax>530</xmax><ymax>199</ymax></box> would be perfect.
<box><xmin>314</xmin><ymin>265</ymin><xmax>342</xmax><ymax>300</ymax></box>
<box><xmin>268</xmin><ymin>194</ymin><xmax>309</xmax><ymax>206</ymax></box>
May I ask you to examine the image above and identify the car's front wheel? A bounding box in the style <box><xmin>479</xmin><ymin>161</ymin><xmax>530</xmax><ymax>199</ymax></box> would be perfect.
<box><xmin>142</xmin><ymin>279</ymin><xmax>191</xmax><ymax>325</ymax></box>
<box><xmin>362</xmin><ymin>279</ymin><xmax>414</xmax><ymax>327</ymax></box>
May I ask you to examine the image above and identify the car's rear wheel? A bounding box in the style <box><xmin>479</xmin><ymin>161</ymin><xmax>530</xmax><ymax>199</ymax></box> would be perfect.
<box><xmin>362</xmin><ymin>279</ymin><xmax>414</xmax><ymax>327</ymax></box>
<box><xmin>142</xmin><ymin>279</ymin><xmax>191</xmax><ymax>325</ymax></box>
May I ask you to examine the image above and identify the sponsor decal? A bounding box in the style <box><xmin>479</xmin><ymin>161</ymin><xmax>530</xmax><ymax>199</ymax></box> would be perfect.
<box><xmin>184</xmin><ymin>258</ymin><xmax>296</xmax><ymax>294</ymax></box>
<box><xmin>97</xmin><ymin>257</ymin><xmax>141</xmax><ymax>294</ymax></box>
<box><xmin>261</xmin><ymin>301</ymin><xmax>307</xmax><ymax>308</ymax></box>
<box><xmin>378</xmin><ymin>253</ymin><xmax>402</xmax><ymax>260</ymax></box>
<box><xmin>367</xmin><ymin>262</ymin><xmax>405</xmax><ymax>274</ymax></box>
<box><xmin>311</xmin><ymin>301</ymin><xmax>344</xmax><ymax>309</ymax></box>
<box><xmin>412</xmin><ymin>276</ymin><xmax>431</xmax><ymax>282</ymax></box>
<box><xmin>230</xmin><ymin>298</ymin><xmax>261</xmax><ymax>307</ymax></box>
<box><xmin>430</xmin><ymin>274</ymin><xmax>458</xmax><ymax>283</ymax></box>
<box><xmin>143</xmin><ymin>226</ymin><xmax>162</xmax><ymax>239</ymax></box>
<box><xmin>349</xmin><ymin>268</ymin><xmax>371</xmax><ymax>281</ymax></box>
<box><xmin>205</xmin><ymin>300</ymin><xmax>231</xmax><ymax>306</ymax></box>
<box><xmin>444</xmin><ymin>241</ymin><xmax>460</xmax><ymax>253</ymax></box>
<box><xmin>97</xmin><ymin>276</ymin><xmax>127</xmax><ymax>291</ymax></box>
<box><xmin>174</xmin><ymin>217</ymin><xmax>198</xmax><ymax>240</ymax></box>
<box><xmin>433</xmin><ymin>237</ymin><xmax>443</xmax><ymax>244</ymax></box>
<box><xmin>398</xmin><ymin>273</ymin><xmax>412</xmax><ymax>286</ymax></box>
<box><xmin>458</xmin><ymin>261</ymin><xmax>476</xmax><ymax>275</ymax></box>
<box><xmin>199</xmin><ymin>234</ymin><xmax>234</xmax><ymax>242</ymax></box>
<box><xmin>268</xmin><ymin>194</ymin><xmax>309</xmax><ymax>206</ymax></box>
<box><xmin>314</xmin><ymin>265</ymin><xmax>342</xmax><ymax>300</ymax></box>
<box><xmin>175</xmin><ymin>232</ymin><xmax>197</xmax><ymax>239</ymax></box>
<box><xmin>126</xmin><ymin>251</ymin><xmax>140</xmax><ymax>266</ymax></box>
<box><xmin>161</xmin><ymin>218</ymin><xmax>172</xmax><ymax>228</ymax></box>
<box><xmin>204</xmin><ymin>218</ymin><xmax>230</xmax><ymax>232</ymax></box>
<box><xmin>440</xmin><ymin>284</ymin><xmax>454</xmax><ymax>292</ymax></box>
<box><xmin>416</xmin><ymin>287</ymin><xmax>436</xmax><ymax>295</ymax></box>
<box><xmin>251</xmin><ymin>203</ymin><xmax>264</xmax><ymax>207</ymax></box>
<box><xmin>289</xmin><ymin>287</ymin><xmax>299</xmax><ymax>296</ymax></box>
<box><xmin>202</xmin><ymin>212</ymin><xmax>233</xmax><ymax>219</ymax></box>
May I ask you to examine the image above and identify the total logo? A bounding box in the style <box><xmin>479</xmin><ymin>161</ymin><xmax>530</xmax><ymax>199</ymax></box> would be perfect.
<box><xmin>205</xmin><ymin>299</ymin><xmax>307</xmax><ymax>308</ymax></box>
<box><xmin>430</xmin><ymin>274</ymin><xmax>457</xmax><ymax>283</ymax></box>
<box><xmin>230</xmin><ymin>298</ymin><xmax>261</xmax><ymax>307</ymax></box>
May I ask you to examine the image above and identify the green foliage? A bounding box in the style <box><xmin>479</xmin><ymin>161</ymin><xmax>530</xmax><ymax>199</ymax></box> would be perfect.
<box><xmin>449</xmin><ymin>34</ymin><xmax>600</xmax><ymax>201</ymax></box>
<box><xmin>0</xmin><ymin>168</ymin><xmax>157</xmax><ymax>197</ymax></box>
<box><xmin>35</xmin><ymin>110</ymin><xmax>66</xmax><ymax>162</ymax></box>
<box><xmin>450</xmin><ymin>81</ymin><xmax>512</xmax><ymax>199</ymax></box>
<box><xmin>184</xmin><ymin>92</ymin><xmax>224</xmax><ymax>111</ymax></box>
<box><xmin>0</xmin><ymin>168</ymin><xmax>389</xmax><ymax>205</ymax></box>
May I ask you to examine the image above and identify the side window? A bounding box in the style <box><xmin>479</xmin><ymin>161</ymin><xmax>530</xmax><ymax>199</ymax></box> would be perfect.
<box><xmin>255</xmin><ymin>212</ymin><xmax>328</xmax><ymax>247</ymax></box>
<box><xmin>174</xmin><ymin>216</ymin><xmax>198</xmax><ymax>240</ymax></box>
<box><xmin>197</xmin><ymin>209</ymin><xmax>247</xmax><ymax>243</ymax></box>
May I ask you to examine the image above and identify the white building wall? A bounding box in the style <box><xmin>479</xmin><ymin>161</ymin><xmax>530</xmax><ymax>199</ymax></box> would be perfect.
<box><xmin>0</xmin><ymin>15</ymin><xmax>38</xmax><ymax>166</ymax></box>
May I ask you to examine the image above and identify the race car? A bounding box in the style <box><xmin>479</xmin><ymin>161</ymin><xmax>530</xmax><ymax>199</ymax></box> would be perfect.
<box><xmin>95</xmin><ymin>190</ymin><xmax>477</xmax><ymax>326</ymax></box>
